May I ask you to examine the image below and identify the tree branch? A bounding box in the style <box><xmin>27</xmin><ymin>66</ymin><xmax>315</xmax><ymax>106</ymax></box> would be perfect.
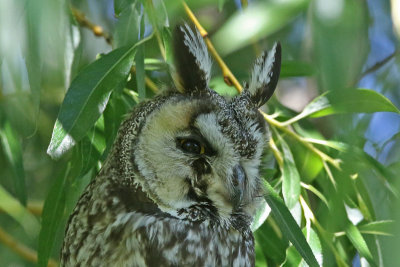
<box><xmin>70</xmin><ymin>6</ymin><xmax>112</xmax><ymax>45</ymax></box>
<box><xmin>182</xmin><ymin>1</ymin><xmax>243</xmax><ymax>93</ymax></box>
<box><xmin>361</xmin><ymin>50</ymin><xmax>397</xmax><ymax>78</ymax></box>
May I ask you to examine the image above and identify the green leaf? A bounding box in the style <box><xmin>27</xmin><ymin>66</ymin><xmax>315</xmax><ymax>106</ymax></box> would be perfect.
<box><xmin>283</xmin><ymin>228</ymin><xmax>322</xmax><ymax>267</ymax></box>
<box><xmin>251</xmin><ymin>199</ymin><xmax>271</xmax><ymax>231</ymax></box>
<box><xmin>281</xmin><ymin>60</ymin><xmax>315</xmax><ymax>77</ymax></box>
<box><xmin>0</xmin><ymin>121</ymin><xmax>26</xmax><ymax>205</ymax></box>
<box><xmin>114</xmin><ymin>1</ymin><xmax>140</xmax><ymax>48</ymax></box>
<box><xmin>289</xmin><ymin>89</ymin><xmax>400</xmax><ymax>123</ymax></box>
<box><xmin>0</xmin><ymin>184</ymin><xmax>40</xmax><ymax>237</ymax></box>
<box><xmin>345</xmin><ymin>222</ymin><xmax>376</xmax><ymax>266</ymax></box>
<box><xmin>218</xmin><ymin>0</ymin><xmax>227</xmax><ymax>11</ymax></box>
<box><xmin>114</xmin><ymin>0</ymin><xmax>136</xmax><ymax>16</ymax></box>
<box><xmin>25</xmin><ymin>0</ymin><xmax>43</xmax><ymax>113</ymax></box>
<box><xmin>47</xmin><ymin>35</ymin><xmax>152</xmax><ymax>159</ymax></box>
<box><xmin>38</xmin><ymin>164</ymin><xmax>71</xmax><ymax>267</ymax></box>
<box><xmin>279</xmin><ymin>137</ymin><xmax>301</xmax><ymax>209</ymax></box>
<box><xmin>358</xmin><ymin>220</ymin><xmax>394</xmax><ymax>236</ymax></box>
<box><xmin>264</xmin><ymin>181</ymin><xmax>319</xmax><ymax>267</ymax></box>
<box><xmin>311</xmin><ymin>0</ymin><xmax>369</xmax><ymax>91</ymax></box>
<box><xmin>135</xmin><ymin>44</ymin><xmax>146</xmax><ymax>101</ymax></box>
<box><xmin>255</xmin><ymin>219</ymin><xmax>288</xmax><ymax>265</ymax></box>
<box><xmin>212</xmin><ymin>0</ymin><xmax>310</xmax><ymax>55</ymax></box>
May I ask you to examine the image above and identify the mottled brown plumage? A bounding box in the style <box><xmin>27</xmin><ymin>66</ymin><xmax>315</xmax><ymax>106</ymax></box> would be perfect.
<box><xmin>61</xmin><ymin>24</ymin><xmax>281</xmax><ymax>266</ymax></box>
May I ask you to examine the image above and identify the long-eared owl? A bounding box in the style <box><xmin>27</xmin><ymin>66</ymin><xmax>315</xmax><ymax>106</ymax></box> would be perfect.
<box><xmin>61</xmin><ymin>23</ymin><xmax>281</xmax><ymax>266</ymax></box>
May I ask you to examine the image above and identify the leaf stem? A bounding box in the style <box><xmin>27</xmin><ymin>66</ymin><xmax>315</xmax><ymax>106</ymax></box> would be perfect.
<box><xmin>263</xmin><ymin>111</ymin><xmax>341</xmax><ymax>169</ymax></box>
<box><xmin>0</xmin><ymin>226</ymin><xmax>57</xmax><ymax>267</ymax></box>
<box><xmin>300</xmin><ymin>196</ymin><xmax>349</xmax><ymax>267</ymax></box>
<box><xmin>182</xmin><ymin>1</ymin><xmax>243</xmax><ymax>93</ymax></box>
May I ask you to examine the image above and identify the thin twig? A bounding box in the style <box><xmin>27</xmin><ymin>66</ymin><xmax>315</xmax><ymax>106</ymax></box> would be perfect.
<box><xmin>361</xmin><ymin>50</ymin><xmax>397</xmax><ymax>78</ymax></box>
<box><xmin>71</xmin><ymin>6</ymin><xmax>112</xmax><ymax>45</ymax></box>
<box><xmin>182</xmin><ymin>1</ymin><xmax>243</xmax><ymax>93</ymax></box>
<box><xmin>0</xmin><ymin>226</ymin><xmax>57</xmax><ymax>267</ymax></box>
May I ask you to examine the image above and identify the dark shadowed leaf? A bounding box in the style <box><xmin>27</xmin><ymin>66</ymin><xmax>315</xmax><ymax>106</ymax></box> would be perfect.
<box><xmin>0</xmin><ymin>121</ymin><xmax>26</xmax><ymax>205</ymax></box>
<box><xmin>47</xmin><ymin>36</ymin><xmax>152</xmax><ymax>159</ymax></box>
<box><xmin>264</xmin><ymin>181</ymin><xmax>319</xmax><ymax>267</ymax></box>
<box><xmin>255</xmin><ymin>219</ymin><xmax>288</xmax><ymax>265</ymax></box>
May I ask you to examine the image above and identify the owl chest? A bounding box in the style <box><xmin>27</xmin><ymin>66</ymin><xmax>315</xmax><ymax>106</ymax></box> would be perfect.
<box><xmin>108</xmin><ymin>213</ymin><xmax>255</xmax><ymax>267</ymax></box>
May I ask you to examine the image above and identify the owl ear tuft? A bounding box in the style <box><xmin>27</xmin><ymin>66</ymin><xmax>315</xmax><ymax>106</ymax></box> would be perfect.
<box><xmin>172</xmin><ymin>23</ymin><xmax>212</xmax><ymax>93</ymax></box>
<box><xmin>247</xmin><ymin>42</ymin><xmax>281</xmax><ymax>107</ymax></box>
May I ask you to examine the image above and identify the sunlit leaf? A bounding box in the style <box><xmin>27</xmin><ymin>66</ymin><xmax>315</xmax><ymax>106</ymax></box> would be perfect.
<box><xmin>0</xmin><ymin>121</ymin><xmax>26</xmax><ymax>205</ymax></box>
<box><xmin>279</xmin><ymin>137</ymin><xmax>301</xmax><ymax>209</ymax></box>
<box><xmin>212</xmin><ymin>0</ymin><xmax>310</xmax><ymax>55</ymax></box>
<box><xmin>264</xmin><ymin>181</ymin><xmax>319</xmax><ymax>267</ymax></box>
<box><xmin>251</xmin><ymin>199</ymin><xmax>271</xmax><ymax>231</ymax></box>
<box><xmin>288</xmin><ymin>89</ymin><xmax>400</xmax><ymax>123</ymax></box>
<box><xmin>358</xmin><ymin>220</ymin><xmax>394</xmax><ymax>236</ymax></box>
<box><xmin>47</xmin><ymin>36</ymin><xmax>152</xmax><ymax>159</ymax></box>
<box><xmin>345</xmin><ymin>222</ymin><xmax>376</xmax><ymax>266</ymax></box>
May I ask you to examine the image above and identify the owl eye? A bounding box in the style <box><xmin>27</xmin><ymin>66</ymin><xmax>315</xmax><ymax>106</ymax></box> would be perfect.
<box><xmin>179</xmin><ymin>139</ymin><xmax>205</xmax><ymax>155</ymax></box>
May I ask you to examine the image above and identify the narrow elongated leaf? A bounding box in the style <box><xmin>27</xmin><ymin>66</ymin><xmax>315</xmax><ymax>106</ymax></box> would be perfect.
<box><xmin>345</xmin><ymin>222</ymin><xmax>376</xmax><ymax>266</ymax></box>
<box><xmin>290</xmin><ymin>89</ymin><xmax>400</xmax><ymax>123</ymax></box>
<box><xmin>38</xmin><ymin>164</ymin><xmax>71</xmax><ymax>267</ymax></box>
<box><xmin>358</xmin><ymin>220</ymin><xmax>394</xmax><ymax>236</ymax></box>
<box><xmin>47</xmin><ymin>36</ymin><xmax>152</xmax><ymax>159</ymax></box>
<box><xmin>114</xmin><ymin>1</ymin><xmax>140</xmax><ymax>48</ymax></box>
<box><xmin>279</xmin><ymin>137</ymin><xmax>301</xmax><ymax>209</ymax></box>
<box><xmin>212</xmin><ymin>0</ymin><xmax>310</xmax><ymax>55</ymax></box>
<box><xmin>255</xmin><ymin>220</ymin><xmax>288</xmax><ymax>265</ymax></box>
<box><xmin>135</xmin><ymin>45</ymin><xmax>146</xmax><ymax>101</ymax></box>
<box><xmin>114</xmin><ymin>0</ymin><xmax>136</xmax><ymax>16</ymax></box>
<box><xmin>0</xmin><ymin>121</ymin><xmax>26</xmax><ymax>205</ymax></box>
<box><xmin>264</xmin><ymin>181</ymin><xmax>319</xmax><ymax>267</ymax></box>
<box><xmin>0</xmin><ymin>184</ymin><xmax>39</xmax><ymax>237</ymax></box>
<box><xmin>251</xmin><ymin>199</ymin><xmax>271</xmax><ymax>231</ymax></box>
<box><xmin>283</xmin><ymin>228</ymin><xmax>322</xmax><ymax>267</ymax></box>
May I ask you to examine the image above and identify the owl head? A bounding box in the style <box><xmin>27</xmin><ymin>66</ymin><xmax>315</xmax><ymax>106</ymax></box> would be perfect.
<box><xmin>109</xmin><ymin>24</ymin><xmax>281</xmax><ymax>231</ymax></box>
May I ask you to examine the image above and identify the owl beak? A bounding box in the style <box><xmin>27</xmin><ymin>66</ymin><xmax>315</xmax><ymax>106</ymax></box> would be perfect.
<box><xmin>231</xmin><ymin>164</ymin><xmax>246</xmax><ymax>209</ymax></box>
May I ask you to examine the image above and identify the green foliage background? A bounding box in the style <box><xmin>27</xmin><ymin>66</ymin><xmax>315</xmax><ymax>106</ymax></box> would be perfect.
<box><xmin>0</xmin><ymin>0</ymin><xmax>399</xmax><ymax>266</ymax></box>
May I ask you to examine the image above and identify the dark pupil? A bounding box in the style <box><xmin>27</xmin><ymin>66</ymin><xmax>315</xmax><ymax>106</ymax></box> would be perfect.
<box><xmin>182</xmin><ymin>140</ymin><xmax>201</xmax><ymax>154</ymax></box>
